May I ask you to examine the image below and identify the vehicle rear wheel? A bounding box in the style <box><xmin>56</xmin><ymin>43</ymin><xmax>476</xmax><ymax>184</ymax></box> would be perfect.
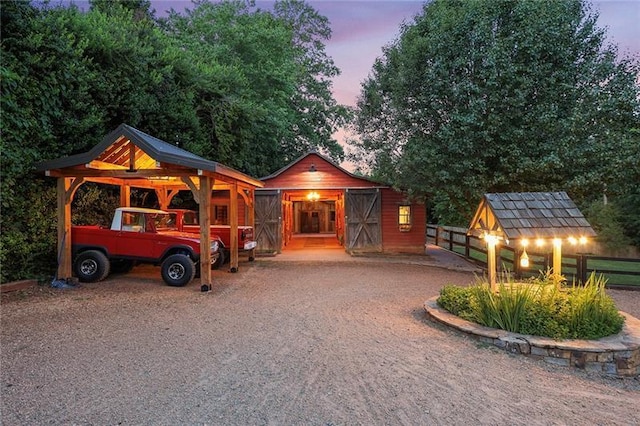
<box><xmin>74</xmin><ymin>250</ymin><xmax>110</xmax><ymax>282</ymax></box>
<box><xmin>161</xmin><ymin>254</ymin><xmax>195</xmax><ymax>287</ymax></box>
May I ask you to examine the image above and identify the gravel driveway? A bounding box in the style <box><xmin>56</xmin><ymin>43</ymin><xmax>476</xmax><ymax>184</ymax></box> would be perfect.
<box><xmin>2</xmin><ymin>258</ymin><xmax>639</xmax><ymax>425</ymax></box>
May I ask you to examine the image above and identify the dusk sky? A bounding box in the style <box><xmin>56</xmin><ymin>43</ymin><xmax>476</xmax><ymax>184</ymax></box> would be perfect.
<box><xmin>147</xmin><ymin>0</ymin><xmax>639</xmax><ymax>109</ymax></box>
<box><xmin>67</xmin><ymin>0</ymin><xmax>639</xmax><ymax>169</ymax></box>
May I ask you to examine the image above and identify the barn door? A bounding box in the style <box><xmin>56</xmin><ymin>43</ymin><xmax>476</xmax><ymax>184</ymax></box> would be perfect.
<box><xmin>345</xmin><ymin>188</ymin><xmax>382</xmax><ymax>252</ymax></box>
<box><xmin>255</xmin><ymin>190</ymin><xmax>282</xmax><ymax>253</ymax></box>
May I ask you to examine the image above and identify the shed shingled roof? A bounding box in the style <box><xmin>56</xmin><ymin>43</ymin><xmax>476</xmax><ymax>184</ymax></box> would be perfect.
<box><xmin>469</xmin><ymin>192</ymin><xmax>596</xmax><ymax>239</ymax></box>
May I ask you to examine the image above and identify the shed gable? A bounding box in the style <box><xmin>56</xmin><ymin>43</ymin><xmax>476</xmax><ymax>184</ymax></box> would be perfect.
<box><xmin>469</xmin><ymin>192</ymin><xmax>596</xmax><ymax>240</ymax></box>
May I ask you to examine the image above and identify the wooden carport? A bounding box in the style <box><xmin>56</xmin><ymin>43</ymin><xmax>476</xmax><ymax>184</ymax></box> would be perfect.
<box><xmin>37</xmin><ymin>123</ymin><xmax>263</xmax><ymax>286</ymax></box>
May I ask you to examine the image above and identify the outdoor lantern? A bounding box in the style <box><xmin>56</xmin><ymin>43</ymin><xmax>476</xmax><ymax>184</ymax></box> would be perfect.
<box><xmin>520</xmin><ymin>248</ymin><xmax>530</xmax><ymax>268</ymax></box>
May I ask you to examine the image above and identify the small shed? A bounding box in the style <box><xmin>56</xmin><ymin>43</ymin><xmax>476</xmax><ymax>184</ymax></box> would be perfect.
<box><xmin>37</xmin><ymin>124</ymin><xmax>263</xmax><ymax>284</ymax></box>
<box><xmin>468</xmin><ymin>192</ymin><xmax>596</xmax><ymax>288</ymax></box>
<box><xmin>255</xmin><ymin>151</ymin><xmax>426</xmax><ymax>254</ymax></box>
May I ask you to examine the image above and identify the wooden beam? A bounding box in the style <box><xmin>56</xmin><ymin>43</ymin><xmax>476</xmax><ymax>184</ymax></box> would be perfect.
<box><xmin>181</xmin><ymin>177</ymin><xmax>200</xmax><ymax>204</ymax></box>
<box><xmin>57</xmin><ymin>177</ymin><xmax>73</xmax><ymax>279</ymax></box>
<box><xmin>247</xmin><ymin>188</ymin><xmax>256</xmax><ymax>260</ymax></box>
<box><xmin>65</xmin><ymin>177</ymin><xmax>85</xmax><ymax>204</ymax></box>
<box><xmin>120</xmin><ymin>184</ymin><xmax>131</xmax><ymax>207</ymax></box>
<box><xmin>199</xmin><ymin>176</ymin><xmax>213</xmax><ymax>288</ymax></box>
<box><xmin>229</xmin><ymin>181</ymin><xmax>239</xmax><ymax>272</ymax></box>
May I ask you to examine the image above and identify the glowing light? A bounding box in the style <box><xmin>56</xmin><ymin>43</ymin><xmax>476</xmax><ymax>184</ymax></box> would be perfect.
<box><xmin>520</xmin><ymin>248</ymin><xmax>530</xmax><ymax>268</ymax></box>
<box><xmin>484</xmin><ymin>234</ymin><xmax>499</xmax><ymax>245</ymax></box>
<box><xmin>521</xmin><ymin>239</ymin><xmax>529</xmax><ymax>247</ymax></box>
<box><xmin>306</xmin><ymin>191</ymin><xmax>320</xmax><ymax>201</ymax></box>
<box><xmin>579</xmin><ymin>236</ymin><xmax>588</xmax><ymax>245</ymax></box>
<box><xmin>535</xmin><ymin>238</ymin><xmax>545</xmax><ymax>247</ymax></box>
<box><xmin>553</xmin><ymin>238</ymin><xmax>562</xmax><ymax>247</ymax></box>
<box><xmin>568</xmin><ymin>236</ymin><xmax>578</xmax><ymax>245</ymax></box>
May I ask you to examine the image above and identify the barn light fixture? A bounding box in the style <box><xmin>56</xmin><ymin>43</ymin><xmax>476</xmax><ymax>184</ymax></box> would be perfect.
<box><xmin>309</xmin><ymin>163</ymin><xmax>317</xmax><ymax>172</ymax></box>
<box><xmin>307</xmin><ymin>191</ymin><xmax>320</xmax><ymax>201</ymax></box>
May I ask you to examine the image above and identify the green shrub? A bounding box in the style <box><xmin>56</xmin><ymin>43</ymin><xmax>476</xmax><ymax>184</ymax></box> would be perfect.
<box><xmin>437</xmin><ymin>285</ymin><xmax>477</xmax><ymax>322</ymax></box>
<box><xmin>437</xmin><ymin>273</ymin><xmax>624</xmax><ymax>340</ymax></box>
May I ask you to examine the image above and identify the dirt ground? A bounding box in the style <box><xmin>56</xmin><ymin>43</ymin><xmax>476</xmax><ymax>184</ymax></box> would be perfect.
<box><xmin>2</xmin><ymin>258</ymin><xmax>639</xmax><ymax>425</ymax></box>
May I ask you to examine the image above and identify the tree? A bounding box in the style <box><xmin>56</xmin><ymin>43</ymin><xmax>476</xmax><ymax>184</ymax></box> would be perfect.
<box><xmin>351</xmin><ymin>0</ymin><xmax>640</xmax><ymax>229</ymax></box>
<box><xmin>272</xmin><ymin>0</ymin><xmax>351</xmax><ymax>163</ymax></box>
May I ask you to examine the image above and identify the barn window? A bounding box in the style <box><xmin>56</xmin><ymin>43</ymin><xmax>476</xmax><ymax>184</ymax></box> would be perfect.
<box><xmin>214</xmin><ymin>204</ymin><xmax>228</xmax><ymax>225</ymax></box>
<box><xmin>398</xmin><ymin>205</ymin><xmax>412</xmax><ymax>232</ymax></box>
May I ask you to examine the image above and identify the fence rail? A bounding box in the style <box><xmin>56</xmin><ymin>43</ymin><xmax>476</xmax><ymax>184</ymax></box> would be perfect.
<box><xmin>427</xmin><ymin>225</ymin><xmax>640</xmax><ymax>290</ymax></box>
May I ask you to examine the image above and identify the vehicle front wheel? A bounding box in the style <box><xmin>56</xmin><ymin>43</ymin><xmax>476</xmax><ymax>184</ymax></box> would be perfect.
<box><xmin>74</xmin><ymin>250</ymin><xmax>110</xmax><ymax>282</ymax></box>
<box><xmin>212</xmin><ymin>249</ymin><xmax>226</xmax><ymax>270</ymax></box>
<box><xmin>161</xmin><ymin>254</ymin><xmax>195</xmax><ymax>287</ymax></box>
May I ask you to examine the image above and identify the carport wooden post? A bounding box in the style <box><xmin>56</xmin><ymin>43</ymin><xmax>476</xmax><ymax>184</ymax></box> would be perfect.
<box><xmin>120</xmin><ymin>184</ymin><xmax>130</xmax><ymax>207</ymax></box>
<box><xmin>57</xmin><ymin>177</ymin><xmax>73</xmax><ymax>279</ymax></box>
<box><xmin>248</xmin><ymin>189</ymin><xmax>256</xmax><ymax>260</ymax></box>
<box><xmin>199</xmin><ymin>175</ymin><xmax>213</xmax><ymax>286</ymax></box>
<box><xmin>230</xmin><ymin>182</ymin><xmax>239</xmax><ymax>272</ymax></box>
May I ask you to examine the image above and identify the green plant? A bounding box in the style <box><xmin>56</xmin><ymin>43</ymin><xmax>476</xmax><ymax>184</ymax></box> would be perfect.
<box><xmin>437</xmin><ymin>272</ymin><xmax>624</xmax><ymax>340</ymax></box>
<box><xmin>438</xmin><ymin>285</ymin><xmax>473</xmax><ymax>316</ymax></box>
<box><xmin>559</xmin><ymin>273</ymin><xmax>624</xmax><ymax>339</ymax></box>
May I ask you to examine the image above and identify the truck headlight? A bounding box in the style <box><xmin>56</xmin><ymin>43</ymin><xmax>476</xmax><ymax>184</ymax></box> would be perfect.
<box><xmin>210</xmin><ymin>241</ymin><xmax>219</xmax><ymax>252</ymax></box>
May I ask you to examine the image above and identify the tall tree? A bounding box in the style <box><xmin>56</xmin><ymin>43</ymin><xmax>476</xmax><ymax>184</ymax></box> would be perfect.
<box><xmin>160</xmin><ymin>0</ymin><xmax>299</xmax><ymax>176</ymax></box>
<box><xmin>351</xmin><ymin>0</ymin><xmax>640</xmax><ymax>228</ymax></box>
<box><xmin>272</xmin><ymin>0</ymin><xmax>351</xmax><ymax>164</ymax></box>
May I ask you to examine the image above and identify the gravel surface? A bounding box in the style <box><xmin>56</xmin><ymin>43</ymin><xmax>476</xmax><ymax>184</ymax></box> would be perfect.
<box><xmin>2</xmin><ymin>259</ymin><xmax>639</xmax><ymax>425</ymax></box>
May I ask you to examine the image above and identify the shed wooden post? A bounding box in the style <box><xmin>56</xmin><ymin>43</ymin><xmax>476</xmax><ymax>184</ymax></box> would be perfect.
<box><xmin>552</xmin><ymin>239</ymin><xmax>563</xmax><ymax>287</ymax></box>
<box><xmin>485</xmin><ymin>236</ymin><xmax>498</xmax><ymax>292</ymax></box>
<box><xmin>199</xmin><ymin>176</ymin><xmax>212</xmax><ymax>287</ymax></box>
<box><xmin>229</xmin><ymin>182</ymin><xmax>239</xmax><ymax>272</ymax></box>
<box><xmin>56</xmin><ymin>177</ymin><xmax>73</xmax><ymax>279</ymax></box>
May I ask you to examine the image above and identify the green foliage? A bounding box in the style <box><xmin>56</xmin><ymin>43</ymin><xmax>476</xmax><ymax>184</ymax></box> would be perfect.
<box><xmin>1</xmin><ymin>0</ymin><xmax>349</xmax><ymax>282</ymax></box>
<box><xmin>584</xmin><ymin>199</ymin><xmax>632</xmax><ymax>254</ymax></box>
<box><xmin>437</xmin><ymin>285</ymin><xmax>476</xmax><ymax>321</ymax></box>
<box><xmin>437</xmin><ymin>272</ymin><xmax>624</xmax><ymax>340</ymax></box>
<box><xmin>351</xmin><ymin>0</ymin><xmax>640</xmax><ymax>227</ymax></box>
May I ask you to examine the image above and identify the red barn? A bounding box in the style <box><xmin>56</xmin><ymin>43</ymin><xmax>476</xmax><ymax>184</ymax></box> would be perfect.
<box><xmin>255</xmin><ymin>152</ymin><xmax>426</xmax><ymax>254</ymax></box>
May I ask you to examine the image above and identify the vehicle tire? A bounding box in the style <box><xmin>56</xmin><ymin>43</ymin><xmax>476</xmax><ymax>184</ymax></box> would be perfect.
<box><xmin>110</xmin><ymin>259</ymin><xmax>135</xmax><ymax>274</ymax></box>
<box><xmin>212</xmin><ymin>249</ymin><xmax>226</xmax><ymax>270</ymax></box>
<box><xmin>74</xmin><ymin>250</ymin><xmax>110</xmax><ymax>282</ymax></box>
<box><xmin>161</xmin><ymin>254</ymin><xmax>195</xmax><ymax>287</ymax></box>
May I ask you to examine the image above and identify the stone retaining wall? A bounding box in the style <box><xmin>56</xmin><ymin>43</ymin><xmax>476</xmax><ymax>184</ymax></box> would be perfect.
<box><xmin>424</xmin><ymin>297</ymin><xmax>640</xmax><ymax>377</ymax></box>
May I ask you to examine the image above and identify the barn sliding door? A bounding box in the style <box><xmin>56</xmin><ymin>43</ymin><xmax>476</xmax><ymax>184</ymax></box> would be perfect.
<box><xmin>345</xmin><ymin>188</ymin><xmax>382</xmax><ymax>252</ymax></box>
<box><xmin>255</xmin><ymin>190</ymin><xmax>282</xmax><ymax>253</ymax></box>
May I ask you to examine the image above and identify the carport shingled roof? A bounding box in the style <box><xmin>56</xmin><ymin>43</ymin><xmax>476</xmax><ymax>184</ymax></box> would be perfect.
<box><xmin>469</xmin><ymin>192</ymin><xmax>596</xmax><ymax>240</ymax></box>
<box><xmin>36</xmin><ymin>123</ymin><xmax>262</xmax><ymax>186</ymax></box>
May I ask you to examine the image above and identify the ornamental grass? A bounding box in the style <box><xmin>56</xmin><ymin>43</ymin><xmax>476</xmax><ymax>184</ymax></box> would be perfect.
<box><xmin>437</xmin><ymin>272</ymin><xmax>624</xmax><ymax>340</ymax></box>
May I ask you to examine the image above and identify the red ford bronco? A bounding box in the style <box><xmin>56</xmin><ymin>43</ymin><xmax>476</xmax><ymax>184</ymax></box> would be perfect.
<box><xmin>71</xmin><ymin>207</ymin><xmax>222</xmax><ymax>286</ymax></box>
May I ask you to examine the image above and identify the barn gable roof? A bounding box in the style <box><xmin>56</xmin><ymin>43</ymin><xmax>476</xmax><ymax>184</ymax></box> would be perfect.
<box><xmin>468</xmin><ymin>192</ymin><xmax>596</xmax><ymax>240</ymax></box>
<box><xmin>260</xmin><ymin>151</ymin><xmax>385</xmax><ymax>189</ymax></box>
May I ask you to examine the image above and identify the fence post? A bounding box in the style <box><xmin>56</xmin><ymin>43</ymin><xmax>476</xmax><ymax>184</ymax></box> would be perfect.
<box><xmin>449</xmin><ymin>230</ymin><xmax>454</xmax><ymax>251</ymax></box>
<box><xmin>465</xmin><ymin>235</ymin><xmax>470</xmax><ymax>258</ymax></box>
<box><xmin>514</xmin><ymin>248</ymin><xmax>521</xmax><ymax>280</ymax></box>
<box><xmin>435</xmin><ymin>226</ymin><xmax>441</xmax><ymax>247</ymax></box>
<box><xmin>578</xmin><ymin>255</ymin><xmax>588</xmax><ymax>284</ymax></box>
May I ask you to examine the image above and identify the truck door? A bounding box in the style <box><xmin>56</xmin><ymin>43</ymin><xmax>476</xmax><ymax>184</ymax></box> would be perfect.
<box><xmin>114</xmin><ymin>211</ymin><xmax>156</xmax><ymax>258</ymax></box>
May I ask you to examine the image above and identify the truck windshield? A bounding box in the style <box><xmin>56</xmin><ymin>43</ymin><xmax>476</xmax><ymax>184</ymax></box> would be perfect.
<box><xmin>154</xmin><ymin>213</ymin><xmax>178</xmax><ymax>231</ymax></box>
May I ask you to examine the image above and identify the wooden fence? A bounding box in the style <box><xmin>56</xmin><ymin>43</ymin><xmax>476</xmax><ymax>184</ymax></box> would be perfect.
<box><xmin>427</xmin><ymin>225</ymin><xmax>640</xmax><ymax>290</ymax></box>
